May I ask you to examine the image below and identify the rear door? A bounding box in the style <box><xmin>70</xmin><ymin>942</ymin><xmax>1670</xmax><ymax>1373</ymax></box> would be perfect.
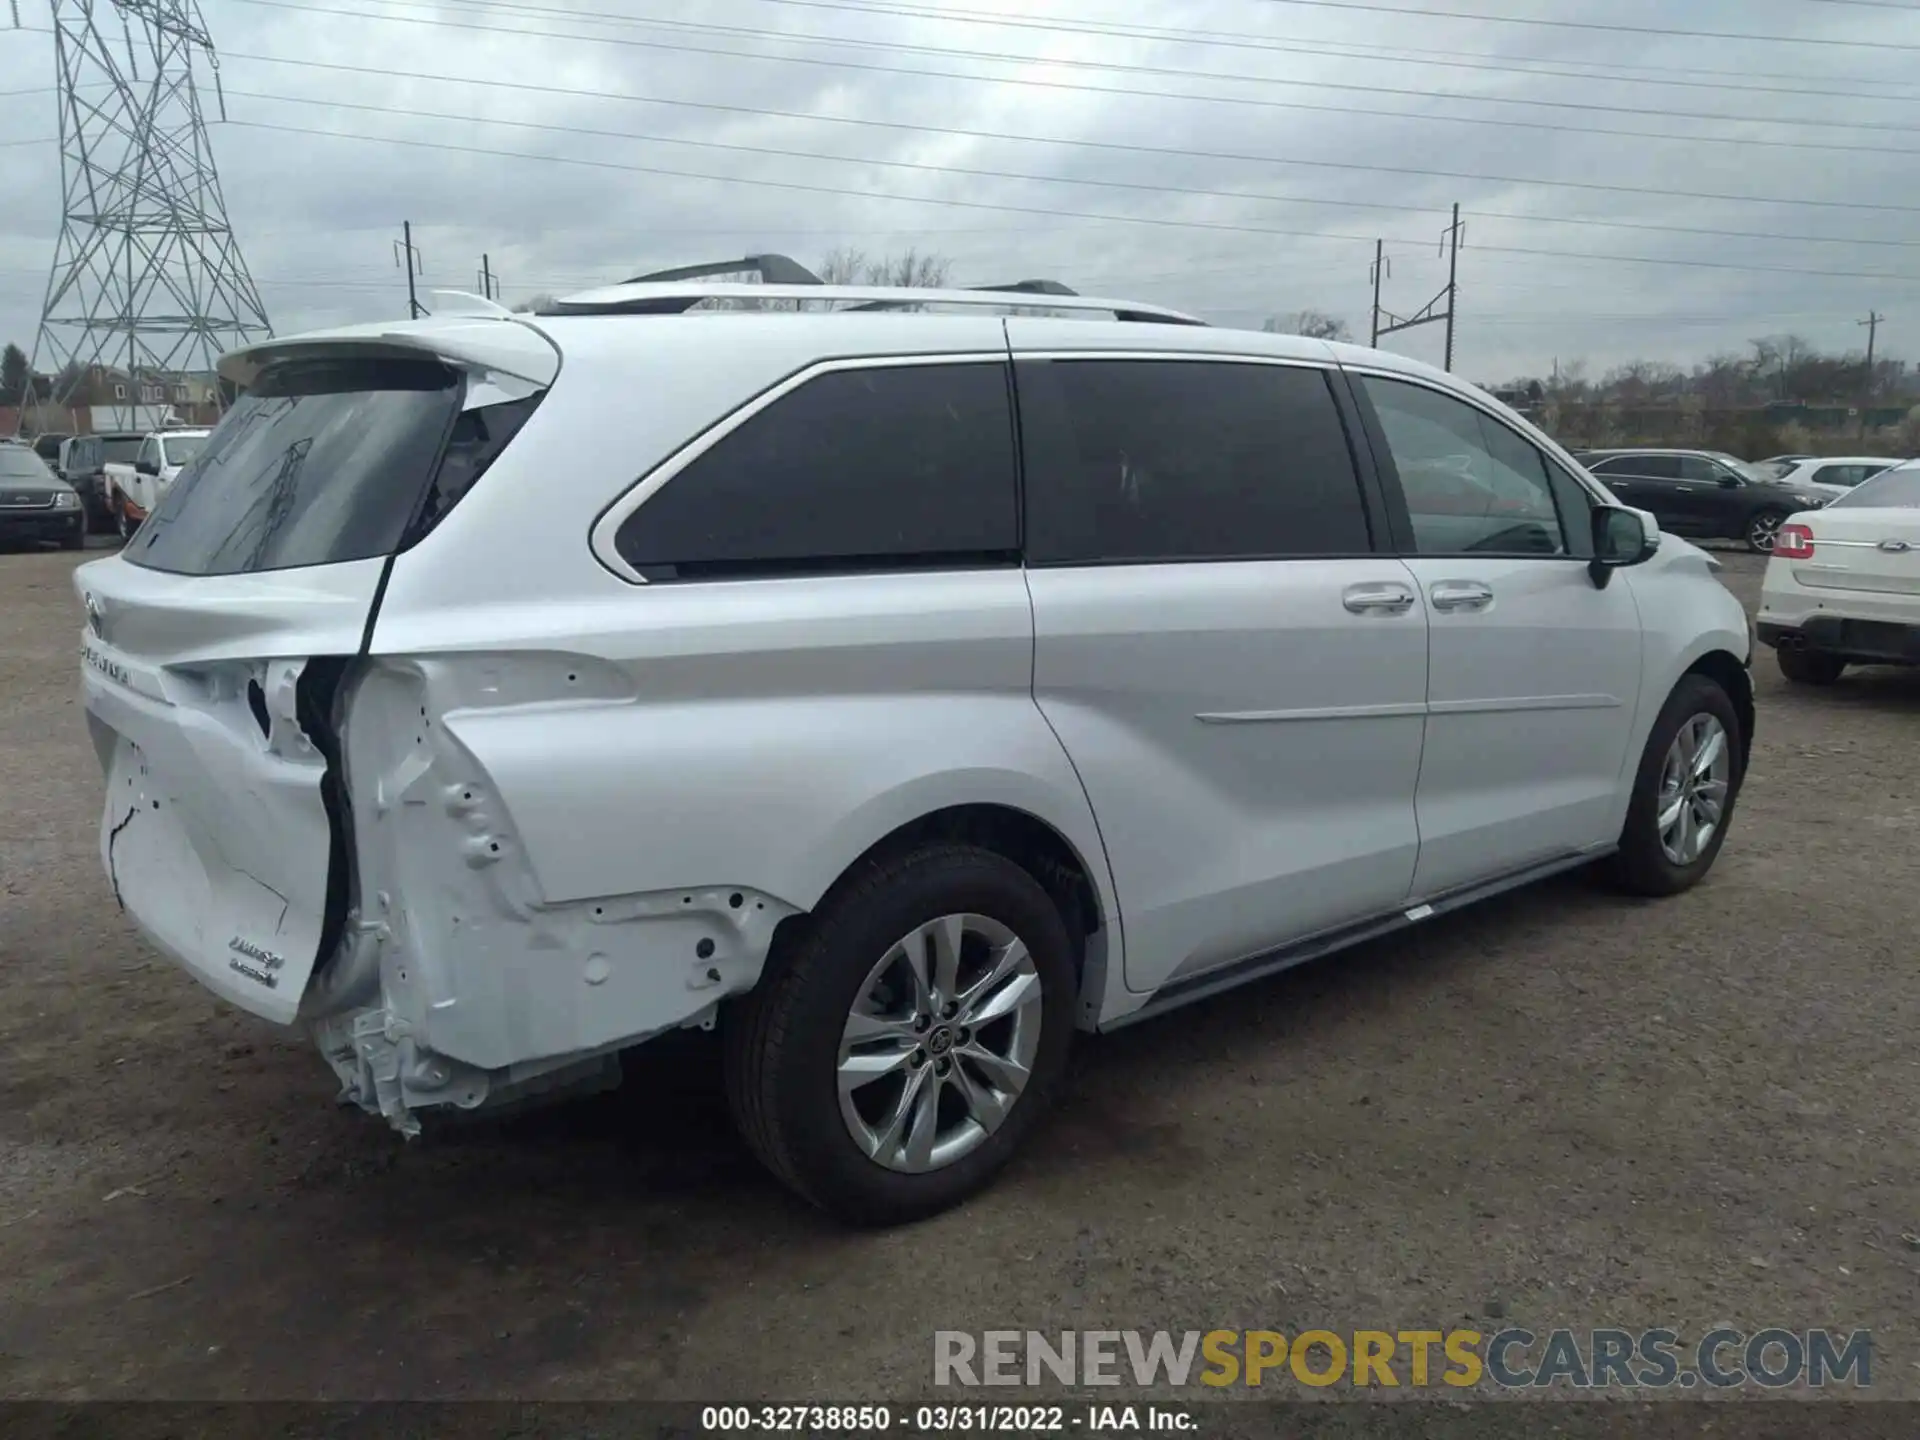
<box><xmin>1009</xmin><ymin>333</ymin><xmax>1427</xmax><ymax>996</ymax></box>
<box><xmin>76</xmin><ymin>336</ymin><xmax>555</xmax><ymax>1023</ymax></box>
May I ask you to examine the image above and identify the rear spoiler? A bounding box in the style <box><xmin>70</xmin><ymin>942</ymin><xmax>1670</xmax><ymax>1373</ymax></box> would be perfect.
<box><xmin>219</xmin><ymin>317</ymin><xmax>561</xmax><ymax>391</ymax></box>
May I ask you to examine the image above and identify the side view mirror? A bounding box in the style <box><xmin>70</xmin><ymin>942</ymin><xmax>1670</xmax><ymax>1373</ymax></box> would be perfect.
<box><xmin>1589</xmin><ymin>505</ymin><xmax>1659</xmax><ymax>589</ymax></box>
<box><xmin>135</xmin><ymin>458</ymin><xmax>157</xmax><ymax>476</ymax></box>
<box><xmin>1717</xmin><ymin>474</ymin><xmax>1742</xmax><ymax>489</ymax></box>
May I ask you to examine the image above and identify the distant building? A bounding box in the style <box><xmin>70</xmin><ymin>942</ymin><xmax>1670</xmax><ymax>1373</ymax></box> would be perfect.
<box><xmin>7</xmin><ymin>363</ymin><xmax>224</xmax><ymax>435</ymax></box>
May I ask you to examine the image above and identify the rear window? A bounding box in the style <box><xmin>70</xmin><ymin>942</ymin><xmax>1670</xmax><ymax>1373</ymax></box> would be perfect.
<box><xmin>123</xmin><ymin>358</ymin><xmax>464</xmax><ymax>576</ymax></box>
<box><xmin>99</xmin><ymin>438</ymin><xmax>142</xmax><ymax>465</ymax></box>
<box><xmin>1830</xmin><ymin>463</ymin><xmax>1920</xmax><ymax>510</ymax></box>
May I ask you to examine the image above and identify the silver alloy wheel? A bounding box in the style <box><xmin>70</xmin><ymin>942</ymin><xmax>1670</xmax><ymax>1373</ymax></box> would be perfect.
<box><xmin>1748</xmin><ymin>512</ymin><xmax>1782</xmax><ymax>551</ymax></box>
<box><xmin>838</xmin><ymin>913</ymin><xmax>1043</xmax><ymax>1174</ymax></box>
<box><xmin>1657</xmin><ymin>713</ymin><xmax>1731</xmax><ymax>866</ymax></box>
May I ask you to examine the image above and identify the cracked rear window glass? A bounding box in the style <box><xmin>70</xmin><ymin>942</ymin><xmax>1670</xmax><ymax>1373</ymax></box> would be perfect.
<box><xmin>122</xmin><ymin>357</ymin><xmax>460</xmax><ymax>576</ymax></box>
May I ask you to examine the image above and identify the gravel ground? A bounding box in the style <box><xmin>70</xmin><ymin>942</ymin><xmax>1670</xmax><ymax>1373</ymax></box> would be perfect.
<box><xmin>1</xmin><ymin>539</ymin><xmax>1916</xmax><ymax>1405</ymax></box>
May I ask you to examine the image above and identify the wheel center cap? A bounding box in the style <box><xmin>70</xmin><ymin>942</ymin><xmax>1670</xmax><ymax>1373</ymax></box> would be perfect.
<box><xmin>927</xmin><ymin>1026</ymin><xmax>956</xmax><ymax>1057</ymax></box>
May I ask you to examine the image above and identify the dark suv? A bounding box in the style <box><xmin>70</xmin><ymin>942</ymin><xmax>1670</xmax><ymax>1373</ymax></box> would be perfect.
<box><xmin>58</xmin><ymin>431</ymin><xmax>145</xmax><ymax>533</ymax></box>
<box><xmin>1574</xmin><ymin>448</ymin><xmax>1828</xmax><ymax>553</ymax></box>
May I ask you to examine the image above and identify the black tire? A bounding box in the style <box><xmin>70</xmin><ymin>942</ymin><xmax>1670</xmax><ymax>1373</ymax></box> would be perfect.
<box><xmin>724</xmin><ymin>842</ymin><xmax>1077</xmax><ymax>1226</ymax></box>
<box><xmin>1609</xmin><ymin>673</ymin><xmax>1745</xmax><ymax>897</ymax></box>
<box><xmin>1746</xmin><ymin>509</ymin><xmax>1788</xmax><ymax>553</ymax></box>
<box><xmin>1777</xmin><ymin>647</ymin><xmax>1845</xmax><ymax>686</ymax></box>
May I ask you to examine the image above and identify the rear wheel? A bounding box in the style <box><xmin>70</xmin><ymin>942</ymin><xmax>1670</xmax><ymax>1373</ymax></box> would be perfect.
<box><xmin>115</xmin><ymin>499</ymin><xmax>138</xmax><ymax>543</ymax></box>
<box><xmin>1610</xmin><ymin>674</ymin><xmax>1744</xmax><ymax>897</ymax></box>
<box><xmin>1777</xmin><ymin>647</ymin><xmax>1846</xmax><ymax>686</ymax></box>
<box><xmin>724</xmin><ymin>842</ymin><xmax>1076</xmax><ymax>1226</ymax></box>
<box><xmin>1746</xmin><ymin>509</ymin><xmax>1788</xmax><ymax>553</ymax></box>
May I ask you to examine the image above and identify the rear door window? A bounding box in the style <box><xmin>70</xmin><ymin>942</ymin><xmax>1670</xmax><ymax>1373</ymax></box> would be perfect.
<box><xmin>612</xmin><ymin>361</ymin><xmax>1020</xmax><ymax>581</ymax></box>
<box><xmin>123</xmin><ymin>357</ymin><xmax>464</xmax><ymax>576</ymax></box>
<box><xmin>1017</xmin><ymin>358</ymin><xmax>1372</xmax><ymax>563</ymax></box>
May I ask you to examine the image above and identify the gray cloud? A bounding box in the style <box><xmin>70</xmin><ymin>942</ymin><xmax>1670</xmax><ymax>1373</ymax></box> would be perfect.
<box><xmin>1</xmin><ymin>0</ymin><xmax>1916</xmax><ymax>382</ymax></box>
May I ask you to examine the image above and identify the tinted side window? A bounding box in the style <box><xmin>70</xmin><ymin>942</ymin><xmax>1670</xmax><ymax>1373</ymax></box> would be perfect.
<box><xmin>1360</xmin><ymin>376</ymin><xmax>1567</xmax><ymax>556</ymax></box>
<box><xmin>1677</xmin><ymin>456</ymin><xmax>1723</xmax><ymax>483</ymax></box>
<box><xmin>1618</xmin><ymin>455</ymin><xmax>1681</xmax><ymax>480</ymax></box>
<box><xmin>1020</xmin><ymin>359</ymin><xmax>1370</xmax><ymax>564</ymax></box>
<box><xmin>614</xmin><ymin>362</ymin><xmax>1018</xmax><ymax>581</ymax></box>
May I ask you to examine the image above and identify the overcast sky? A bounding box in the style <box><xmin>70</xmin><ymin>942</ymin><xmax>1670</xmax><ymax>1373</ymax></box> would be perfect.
<box><xmin>2</xmin><ymin>0</ymin><xmax>1917</xmax><ymax>383</ymax></box>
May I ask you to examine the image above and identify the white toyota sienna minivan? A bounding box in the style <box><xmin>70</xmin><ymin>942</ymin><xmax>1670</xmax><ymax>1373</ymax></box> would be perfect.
<box><xmin>76</xmin><ymin>277</ymin><xmax>1753</xmax><ymax>1224</ymax></box>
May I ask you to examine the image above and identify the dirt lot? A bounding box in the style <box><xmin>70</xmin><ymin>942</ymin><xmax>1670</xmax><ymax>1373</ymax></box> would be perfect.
<box><xmin>1</xmin><ymin>540</ymin><xmax>1916</xmax><ymax>1404</ymax></box>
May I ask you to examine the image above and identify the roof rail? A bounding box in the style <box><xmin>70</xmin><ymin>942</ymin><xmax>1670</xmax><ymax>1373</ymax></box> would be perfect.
<box><xmin>536</xmin><ymin>282</ymin><xmax>1205</xmax><ymax>326</ymax></box>
<box><xmin>844</xmin><ymin>278</ymin><xmax>1079</xmax><ymax>313</ymax></box>
<box><xmin>621</xmin><ymin>253</ymin><xmax>823</xmax><ymax>286</ymax></box>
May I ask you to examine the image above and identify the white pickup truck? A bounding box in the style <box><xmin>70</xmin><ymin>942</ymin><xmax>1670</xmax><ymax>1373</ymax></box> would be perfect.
<box><xmin>103</xmin><ymin>427</ymin><xmax>211</xmax><ymax>539</ymax></box>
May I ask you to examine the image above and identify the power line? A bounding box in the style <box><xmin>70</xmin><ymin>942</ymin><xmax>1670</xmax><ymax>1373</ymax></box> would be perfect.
<box><xmin>222</xmin><ymin>85</ymin><xmax>1920</xmax><ymax>253</ymax></box>
<box><xmin>223</xmin><ymin>117</ymin><xmax>1920</xmax><ymax>286</ymax></box>
<box><xmin>1242</xmin><ymin>0</ymin><xmax>1920</xmax><ymax>51</ymax></box>
<box><xmin>426</xmin><ymin>0</ymin><xmax>1920</xmax><ymax>105</ymax></box>
<box><xmin>224</xmin><ymin>0</ymin><xmax>1920</xmax><ymax>156</ymax></box>
<box><xmin>218</xmin><ymin>52</ymin><xmax>1920</xmax><ymax>219</ymax></box>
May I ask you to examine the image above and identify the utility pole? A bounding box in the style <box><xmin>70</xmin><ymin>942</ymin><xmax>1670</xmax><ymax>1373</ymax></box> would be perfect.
<box><xmin>478</xmin><ymin>254</ymin><xmax>498</xmax><ymax>302</ymax></box>
<box><xmin>1443</xmin><ymin>202</ymin><xmax>1463</xmax><ymax>374</ymax></box>
<box><xmin>1368</xmin><ymin>240</ymin><xmax>1387</xmax><ymax>348</ymax></box>
<box><xmin>1371</xmin><ymin>202</ymin><xmax>1464</xmax><ymax>370</ymax></box>
<box><xmin>394</xmin><ymin>222</ymin><xmax>426</xmax><ymax>318</ymax></box>
<box><xmin>1858</xmin><ymin>310</ymin><xmax>1884</xmax><ymax>440</ymax></box>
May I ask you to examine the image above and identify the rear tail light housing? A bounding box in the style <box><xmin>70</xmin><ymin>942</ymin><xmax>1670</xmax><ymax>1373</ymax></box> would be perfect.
<box><xmin>1775</xmin><ymin>524</ymin><xmax>1816</xmax><ymax>560</ymax></box>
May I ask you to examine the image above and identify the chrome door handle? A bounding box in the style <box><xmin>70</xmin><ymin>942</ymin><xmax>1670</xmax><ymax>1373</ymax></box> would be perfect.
<box><xmin>1430</xmin><ymin>580</ymin><xmax>1494</xmax><ymax>612</ymax></box>
<box><xmin>1342</xmin><ymin>582</ymin><xmax>1418</xmax><ymax>615</ymax></box>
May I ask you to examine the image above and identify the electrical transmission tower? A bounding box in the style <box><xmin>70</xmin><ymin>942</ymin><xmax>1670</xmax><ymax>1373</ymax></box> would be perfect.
<box><xmin>25</xmin><ymin>0</ymin><xmax>271</xmax><ymax>423</ymax></box>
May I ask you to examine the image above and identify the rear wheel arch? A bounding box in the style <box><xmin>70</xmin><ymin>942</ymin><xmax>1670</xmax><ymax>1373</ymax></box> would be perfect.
<box><xmin>817</xmin><ymin>803</ymin><xmax>1104</xmax><ymax>974</ymax></box>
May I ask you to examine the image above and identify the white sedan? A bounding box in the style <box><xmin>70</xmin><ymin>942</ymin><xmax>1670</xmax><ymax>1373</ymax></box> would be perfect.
<box><xmin>1758</xmin><ymin>459</ymin><xmax>1920</xmax><ymax>684</ymax></box>
<box><xmin>1765</xmin><ymin>455</ymin><xmax>1906</xmax><ymax>502</ymax></box>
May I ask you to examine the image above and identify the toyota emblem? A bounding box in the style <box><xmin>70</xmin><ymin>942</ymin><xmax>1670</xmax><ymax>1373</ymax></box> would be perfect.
<box><xmin>1878</xmin><ymin>539</ymin><xmax>1913</xmax><ymax>554</ymax></box>
<box><xmin>84</xmin><ymin>591</ymin><xmax>105</xmax><ymax>639</ymax></box>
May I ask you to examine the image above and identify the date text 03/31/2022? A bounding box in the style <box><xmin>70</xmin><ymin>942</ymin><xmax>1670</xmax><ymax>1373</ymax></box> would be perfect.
<box><xmin>700</xmin><ymin>1405</ymin><xmax>1194</xmax><ymax>1432</ymax></box>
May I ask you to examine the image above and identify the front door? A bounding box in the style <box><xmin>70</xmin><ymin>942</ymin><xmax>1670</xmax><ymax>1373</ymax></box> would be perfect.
<box><xmin>1007</xmin><ymin>337</ymin><xmax>1427</xmax><ymax>996</ymax></box>
<box><xmin>1352</xmin><ymin>373</ymin><xmax>1645</xmax><ymax>899</ymax></box>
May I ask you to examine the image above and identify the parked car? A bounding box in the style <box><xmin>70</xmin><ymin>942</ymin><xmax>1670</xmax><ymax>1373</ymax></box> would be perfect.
<box><xmin>1758</xmin><ymin>459</ymin><xmax>1920</xmax><ymax>685</ymax></box>
<box><xmin>1765</xmin><ymin>455</ymin><xmax>1905</xmax><ymax>502</ymax></box>
<box><xmin>1755</xmin><ymin>453</ymin><xmax>1815</xmax><ymax>476</ymax></box>
<box><xmin>102</xmin><ymin>427</ymin><xmax>210</xmax><ymax>539</ymax></box>
<box><xmin>31</xmin><ymin>431</ymin><xmax>71</xmax><ymax>468</ymax></box>
<box><xmin>0</xmin><ymin>444</ymin><xmax>86</xmax><ymax>549</ymax></box>
<box><xmin>1577</xmin><ymin>448</ymin><xmax>1829</xmax><ymax>552</ymax></box>
<box><xmin>75</xmin><ymin>280</ymin><xmax>1754</xmax><ymax>1223</ymax></box>
<box><xmin>58</xmin><ymin>432</ymin><xmax>145</xmax><ymax>534</ymax></box>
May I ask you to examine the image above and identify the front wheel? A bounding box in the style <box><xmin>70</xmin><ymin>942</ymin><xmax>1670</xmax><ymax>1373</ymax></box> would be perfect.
<box><xmin>1746</xmin><ymin>509</ymin><xmax>1788</xmax><ymax>553</ymax></box>
<box><xmin>1609</xmin><ymin>674</ymin><xmax>1745</xmax><ymax>897</ymax></box>
<box><xmin>724</xmin><ymin>842</ymin><xmax>1077</xmax><ymax>1226</ymax></box>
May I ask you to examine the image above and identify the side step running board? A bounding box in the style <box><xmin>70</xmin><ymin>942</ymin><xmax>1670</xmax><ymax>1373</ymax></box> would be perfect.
<box><xmin>1104</xmin><ymin>847</ymin><xmax>1613</xmax><ymax>1031</ymax></box>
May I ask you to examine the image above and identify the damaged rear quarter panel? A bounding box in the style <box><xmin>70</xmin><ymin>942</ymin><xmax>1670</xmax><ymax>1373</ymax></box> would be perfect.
<box><xmin>345</xmin><ymin>571</ymin><xmax>1118</xmax><ymax>1072</ymax></box>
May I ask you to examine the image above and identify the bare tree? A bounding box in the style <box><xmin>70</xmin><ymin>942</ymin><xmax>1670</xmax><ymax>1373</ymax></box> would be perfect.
<box><xmin>1263</xmin><ymin>309</ymin><xmax>1350</xmax><ymax>341</ymax></box>
<box><xmin>817</xmin><ymin>247</ymin><xmax>870</xmax><ymax>286</ymax></box>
